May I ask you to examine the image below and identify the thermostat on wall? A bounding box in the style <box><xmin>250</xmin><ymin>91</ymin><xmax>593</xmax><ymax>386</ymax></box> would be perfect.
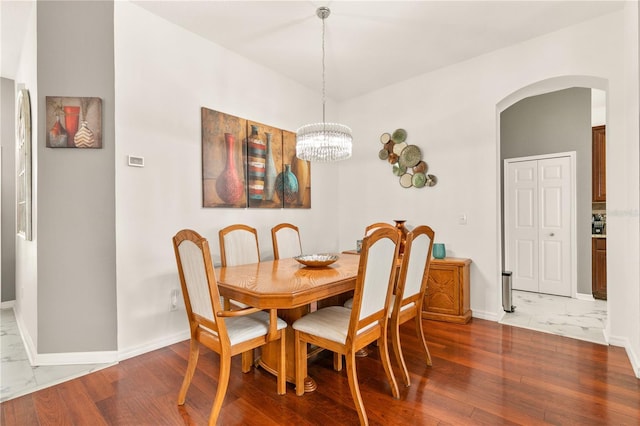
<box><xmin>128</xmin><ymin>155</ymin><xmax>144</xmax><ymax>167</ymax></box>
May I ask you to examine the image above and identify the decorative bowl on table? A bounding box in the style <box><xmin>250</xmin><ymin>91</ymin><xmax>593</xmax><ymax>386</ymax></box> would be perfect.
<box><xmin>294</xmin><ymin>254</ymin><xmax>338</xmax><ymax>268</ymax></box>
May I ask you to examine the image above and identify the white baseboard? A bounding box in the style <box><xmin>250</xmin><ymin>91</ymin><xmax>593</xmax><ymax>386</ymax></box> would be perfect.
<box><xmin>607</xmin><ymin>334</ymin><xmax>640</xmax><ymax>379</ymax></box>
<box><xmin>14</xmin><ymin>307</ymin><xmax>38</xmax><ymax>366</ymax></box>
<box><xmin>470</xmin><ymin>309</ymin><xmax>499</xmax><ymax>322</ymax></box>
<box><xmin>117</xmin><ymin>329</ymin><xmax>190</xmax><ymax>362</ymax></box>
<box><xmin>13</xmin><ymin>306</ymin><xmax>118</xmax><ymax>366</ymax></box>
<box><xmin>575</xmin><ymin>292</ymin><xmax>596</xmax><ymax>301</ymax></box>
<box><xmin>34</xmin><ymin>351</ymin><xmax>118</xmax><ymax>366</ymax></box>
<box><xmin>1</xmin><ymin>300</ymin><xmax>15</xmax><ymax>309</ymax></box>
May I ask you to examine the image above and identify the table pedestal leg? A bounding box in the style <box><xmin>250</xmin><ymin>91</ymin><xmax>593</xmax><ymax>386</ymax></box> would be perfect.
<box><xmin>259</xmin><ymin>305</ymin><xmax>322</xmax><ymax>392</ymax></box>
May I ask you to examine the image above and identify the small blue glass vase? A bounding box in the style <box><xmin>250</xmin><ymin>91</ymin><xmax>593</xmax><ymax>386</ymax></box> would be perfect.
<box><xmin>433</xmin><ymin>243</ymin><xmax>446</xmax><ymax>259</ymax></box>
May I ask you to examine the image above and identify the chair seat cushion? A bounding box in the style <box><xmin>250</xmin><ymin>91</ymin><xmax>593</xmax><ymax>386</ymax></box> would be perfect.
<box><xmin>292</xmin><ymin>306</ymin><xmax>352</xmax><ymax>344</ymax></box>
<box><xmin>226</xmin><ymin>311</ymin><xmax>287</xmax><ymax>346</ymax></box>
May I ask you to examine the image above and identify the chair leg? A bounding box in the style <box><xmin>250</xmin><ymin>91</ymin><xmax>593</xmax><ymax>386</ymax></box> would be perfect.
<box><xmin>390</xmin><ymin>318</ymin><xmax>411</xmax><ymax>387</ymax></box>
<box><xmin>333</xmin><ymin>352</ymin><xmax>343</xmax><ymax>371</ymax></box>
<box><xmin>178</xmin><ymin>338</ymin><xmax>200</xmax><ymax>405</ymax></box>
<box><xmin>345</xmin><ymin>349</ymin><xmax>368</xmax><ymax>426</ymax></box>
<box><xmin>415</xmin><ymin>314</ymin><xmax>432</xmax><ymax>366</ymax></box>
<box><xmin>294</xmin><ymin>330</ymin><xmax>307</xmax><ymax>396</ymax></box>
<box><xmin>208</xmin><ymin>353</ymin><xmax>231</xmax><ymax>426</ymax></box>
<box><xmin>277</xmin><ymin>330</ymin><xmax>286</xmax><ymax>395</ymax></box>
<box><xmin>241</xmin><ymin>350</ymin><xmax>254</xmax><ymax>373</ymax></box>
<box><xmin>379</xmin><ymin>332</ymin><xmax>400</xmax><ymax>399</ymax></box>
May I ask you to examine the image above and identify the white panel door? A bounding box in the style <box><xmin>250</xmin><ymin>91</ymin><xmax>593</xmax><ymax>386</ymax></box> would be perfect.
<box><xmin>505</xmin><ymin>155</ymin><xmax>572</xmax><ymax>296</ymax></box>
<box><xmin>538</xmin><ymin>157</ymin><xmax>571</xmax><ymax>296</ymax></box>
<box><xmin>506</xmin><ymin>160</ymin><xmax>538</xmax><ymax>292</ymax></box>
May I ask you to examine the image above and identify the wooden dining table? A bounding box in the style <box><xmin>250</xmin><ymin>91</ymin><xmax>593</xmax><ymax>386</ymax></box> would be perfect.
<box><xmin>216</xmin><ymin>254</ymin><xmax>361</xmax><ymax>392</ymax></box>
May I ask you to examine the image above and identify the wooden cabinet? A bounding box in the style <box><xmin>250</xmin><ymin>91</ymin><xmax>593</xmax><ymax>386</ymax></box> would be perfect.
<box><xmin>592</xmin><ymin>125</ymin><xmax>606</xmax><ymax>202</ymax></box>
<box><xmin>423</xmin><ymin>258</ymin><xmax>472</xmax><ymax>323</ymax></box>
<box><xmin>592</xmin><ymin>237</ymin><xmax>607</xmax><ymax>300</ymax></box>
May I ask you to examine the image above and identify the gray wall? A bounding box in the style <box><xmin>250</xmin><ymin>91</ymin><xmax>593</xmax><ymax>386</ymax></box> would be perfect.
<box><xmin>500</xmin><ymin>87</ymin><xmax>592</xmax><ymax>295</ymax></box>
<box><xmin>36</xmin><ymin>1</ymin><xmax>116</xmax><ymax>352</ymax></box>
<box><xmin>1</xmin><ymin>77</ymin><xmax>16</xmax><ymax>302</ymax></box>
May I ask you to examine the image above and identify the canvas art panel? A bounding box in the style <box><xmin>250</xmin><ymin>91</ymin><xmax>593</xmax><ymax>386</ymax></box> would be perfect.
<box><xmin>46</xmin><ymin>96</ymin><xmax>102</xmax><ymax>148</ymax></box>
<box><xmin>202</xmin><ymin>108</ymin><xmax>248</xmax><ymax>208</ymax></box>
<box><xmin>283</xmin><ymin>130</ymin><xmax>311</xmax><ymax>209</ymax></box>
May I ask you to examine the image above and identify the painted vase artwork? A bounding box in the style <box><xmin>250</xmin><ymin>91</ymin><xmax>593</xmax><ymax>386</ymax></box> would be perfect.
<box><xmin>48</xmin><ymin>116</ymin><xmax>68</xmax><ymax>147</ymax></box>
<box><xmin>215</xmin><ymin>133</ymin><xmax>244</xmax><ymax>204</ymax></box>
<box><xmin>263</xmin><ymin>132</ymin><xmax>277</xmax><ymax>201</ymax></box>
<box><xmin>247</xmin><ymin>125</ymin><xmax>266</xmax><ymax>201</ymax></box>
<box><xmin>275</xmin><ymin>164</ymin><xmax>299</xmax><ymax>204</ymax></box>
<box><xmin>63</xmin><ymin>106</ymin><xmax>80</xmax><ymax>147</ymax></box>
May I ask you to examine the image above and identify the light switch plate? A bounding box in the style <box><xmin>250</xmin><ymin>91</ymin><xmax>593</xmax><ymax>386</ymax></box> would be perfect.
<box><xmin>128</xmin><ymin>155</ymin><xmax>144</xmax><ymax>167</ymax></box>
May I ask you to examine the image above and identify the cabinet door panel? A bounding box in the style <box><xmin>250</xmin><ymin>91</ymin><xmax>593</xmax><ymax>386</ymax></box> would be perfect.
<box><xmin>592</xmin><ymin>238</ymin><xmax>607</xmax><ymax>300</ymax></box>
<box><xmin>426</xmin><ymin>266</ymin><xmax>460</xmax><ymax>316</ymax></box>
<box><xmin>592</xmin><ymin>126</ymin><xmax>606</xmax><ymax>202</ymax></box>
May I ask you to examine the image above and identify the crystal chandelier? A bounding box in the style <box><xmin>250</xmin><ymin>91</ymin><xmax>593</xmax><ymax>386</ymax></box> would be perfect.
<box><xmin>296</xmin><ymin>6</ymin><xmax>352</xmax><ymax>162</ymax></box>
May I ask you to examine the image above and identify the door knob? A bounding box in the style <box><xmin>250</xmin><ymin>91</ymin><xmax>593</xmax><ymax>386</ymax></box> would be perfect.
<box><xmin>549</xmin><ymin>233</ymin><xmax>555</xmax><ymax>237</ymax></box>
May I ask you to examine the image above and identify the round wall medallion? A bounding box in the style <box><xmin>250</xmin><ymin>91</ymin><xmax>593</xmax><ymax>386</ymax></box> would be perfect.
<box><xmin>391</xmin><ymin>128</ymin><xmax>407</xmax><ymax>143</ymax></box>
<box><xmin>376</xmin><ymin>127</ymin><xmax>437</xmax><ymax>189</ymax></box>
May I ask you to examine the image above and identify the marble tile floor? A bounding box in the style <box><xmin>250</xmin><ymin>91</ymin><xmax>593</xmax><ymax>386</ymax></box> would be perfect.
<box><xmin>1</xmin><ymin>308</ymin><xmax>114</xmax><ymax>402</ymax></box>
<box><xmin>499</xmin><ymin>290</ymin><xmax>608</xmax><ymax>345</ymax></box>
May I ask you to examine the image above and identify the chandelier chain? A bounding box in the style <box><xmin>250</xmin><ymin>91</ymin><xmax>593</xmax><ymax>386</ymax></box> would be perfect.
<box><xmin>321</xmin><ymin>11</ymin><xmax>326</xmax><ymax>128</ymax></box>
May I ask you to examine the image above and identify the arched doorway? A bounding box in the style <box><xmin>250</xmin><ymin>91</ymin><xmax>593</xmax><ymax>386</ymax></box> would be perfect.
<box><xmin>496</xmin><ymin>76</ymin><xmax>609</xmax><ymax>344</ymax></box>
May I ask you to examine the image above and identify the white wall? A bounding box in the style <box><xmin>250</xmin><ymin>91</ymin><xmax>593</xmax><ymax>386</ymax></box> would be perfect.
<box><xmin>337</xmin><ymin>8</ymin><xmax>639</xmax><ymax>373</ymax></box>
<box><xmin>114</xmin><ymin>2</ymin><xmax>639</xmax><ymax>375</ymax></box>
<box><xmin>13</xmin><ymin>1</ymin><xmax>38</xmax><ymax>360</ymax></box>
<box><xmin>114</xmin><ymin>2</ymin><xmax>343</xmax><ymax>357</ymax></box>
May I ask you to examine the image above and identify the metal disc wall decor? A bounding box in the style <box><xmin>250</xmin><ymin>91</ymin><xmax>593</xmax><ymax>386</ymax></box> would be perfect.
<box><xmin>378</xmin><ymin>128</ymin><xmax>438</xmax><ymax>189</ymax></box>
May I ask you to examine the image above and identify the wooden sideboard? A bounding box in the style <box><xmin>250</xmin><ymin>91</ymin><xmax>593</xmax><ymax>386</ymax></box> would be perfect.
<box><xmin>423</xmin><ymin>257</ymin><xmax>472</xmax><ymax>324</ymax></box>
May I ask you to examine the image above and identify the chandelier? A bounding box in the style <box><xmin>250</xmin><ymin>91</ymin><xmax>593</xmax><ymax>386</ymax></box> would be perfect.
<box><xmin>296</xmin><ymin>6</ymin><xmax>352</xmax><ymax>162</ymax></box>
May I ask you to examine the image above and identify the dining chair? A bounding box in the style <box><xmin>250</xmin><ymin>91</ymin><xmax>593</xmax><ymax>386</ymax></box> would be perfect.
<box><xmin>271</xmin><ymin>223</ymin><xmax>302</xmax><ymax>260</ymax></box>
<box><xmin>219</xmin><ymin>224</ymin><xmax>261</xmax><ymax>267</ymax></box>
<box><xmin>389</xmin><ymin>225</ymin><xmax>435</xmax><ymax>387</ymax></box>
<box><xmin>219</xmin><ymin>224</ymin><xmax>261</xmax><ymax>371</ymax></box>
<box><xmin>364</xmin><ymin>221</ymin><xmax>396</xmax><ymax>236</ymax></box>
<box><xmin>344</xmin><ymin>222</ymin><xmax>399</xmax><ymax>309</ymax></box>
<box><xmin>292</xmin><ymin>227</ymin><xmax>401</xmax><ymax>426</ymax></box>
<box><xmin>271</xmin><ymin>222</ymin><xmax>319</xmax><ymax>312</ymax></box>
<box><xmin>172</xmin><ymin>229</ymin><xmax>286</xmax><ymax>425</ymax></box>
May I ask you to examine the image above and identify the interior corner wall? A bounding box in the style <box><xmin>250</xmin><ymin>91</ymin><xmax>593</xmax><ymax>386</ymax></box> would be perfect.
<box><xmin>36</xmin><ymin>1</ymin><xmax>116</xmax><ymax>353</ymax></box>
<box><xmin>336</xmin><ymin>10</ymin><xmax>629</xmax><ymax>330</ymax></box>
<box><xmin>1</xmin><ymin>77</ymin><xmax>16</xmax><ymax>302</ymax></box>
<box><xmin>114</xmin><ymin>1</ymin><xmax>340</xmax><ymax>357</ymax></box>
<box><xmin>500</xmin><ymin>87</ymin><xmax>592</xmax><ymax>295</ymax></box>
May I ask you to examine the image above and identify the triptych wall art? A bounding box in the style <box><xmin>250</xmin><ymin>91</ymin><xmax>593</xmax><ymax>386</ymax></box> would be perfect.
<box><xmin>201</xmin><ymin>107</ymin><xmax>311</xmax><ymax>208</ymax></box>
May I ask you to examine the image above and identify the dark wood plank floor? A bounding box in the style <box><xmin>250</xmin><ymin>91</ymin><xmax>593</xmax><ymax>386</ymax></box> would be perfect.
<box><xmin>2</xmin><ymin>318</ymin><xmax>639</xmax><ymax>425</ymax></box>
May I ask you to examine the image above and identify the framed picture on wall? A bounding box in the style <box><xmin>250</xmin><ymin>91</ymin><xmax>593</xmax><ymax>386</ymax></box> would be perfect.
<box><xmin>46</xmin><ymin>96</ymin><xmax>102</xmax><ymax>148</ymax></box>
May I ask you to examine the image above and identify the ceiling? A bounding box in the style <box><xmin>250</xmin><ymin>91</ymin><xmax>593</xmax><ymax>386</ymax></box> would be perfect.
<box><xmin>2</xmin><ymin>1</ymin><xmax>624</xmax><ymax>101</ymax></box>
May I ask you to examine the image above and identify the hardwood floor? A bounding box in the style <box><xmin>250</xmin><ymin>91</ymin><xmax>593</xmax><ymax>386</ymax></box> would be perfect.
<box><xmin>2</xmin><ymin>318</ymin><xmax>638</xmax><ymax>425</ymax></box>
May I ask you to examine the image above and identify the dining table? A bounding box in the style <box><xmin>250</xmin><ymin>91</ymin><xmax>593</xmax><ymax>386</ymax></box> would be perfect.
<box><xmin>215</xmin><ymin>254</ymin><xmax>361</xmax><ymax>392</ymax></box>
